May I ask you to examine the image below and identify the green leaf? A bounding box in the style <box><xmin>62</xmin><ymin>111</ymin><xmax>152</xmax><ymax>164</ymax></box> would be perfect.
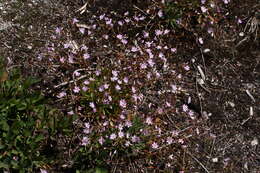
<box><xmin>0</xmin><ymin>162</ymin><xmax>9</xmax><ymax>169</ymax></box>
<box><xmin>0</xmin><ymin>120</ymin><xmax>9</xmax><ymax>131</ymax></box>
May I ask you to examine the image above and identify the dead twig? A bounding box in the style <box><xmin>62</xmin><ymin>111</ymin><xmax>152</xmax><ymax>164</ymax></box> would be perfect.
<box><xmin>187</xmin><ymin>151</ymin><xmax>210</xmax><ymax>173</ymax></box>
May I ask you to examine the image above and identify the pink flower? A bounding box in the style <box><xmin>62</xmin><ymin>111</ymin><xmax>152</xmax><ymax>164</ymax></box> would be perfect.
<box><xmin>182</xmin><ymin>104</ymin><xmax>189</xmax><ymax>112</ymax></box>
<box><xmin>223</xmin><ymin>0</ymin><xmax>230</xmax><ymax>4</ymax></box>
<box><xmin>131</xmin><ymin>46</ymin><xmax>138</xmax><ymax>52</ymax></box>
<box><xmin>98</xmin><ymin>137</ymin><xmax>105</xmax><ymax>145</ymax></box>
<box><xmin>119</xmin><ymin>99</ymin><xmax>127</xmax><ymax>108</ymax></box>
<box><xmin>73</xmin><ymin>86</ymin><xmax>80</xmax><ymax>93</ymax></box>
<box><xmin>67</xmin><ymin>110</ymin><xmax>74</xmax><ymax>115</ymax></box>
<box><xmin>89</xmin><ymin>102</ymin><xmax>95</xmax><ymax>109</ymax></box>
<box><xmin>82</xmin><ymin>86</ymin><xmax>88</xmax><ymax>92</ymax></box>
<box><xmin>84</xmin><ymin>80</ymin><xmax>90</xmax><ymax>85</ymax></box>
<box><xmin>118</xmin><ymin>131</ymin><xmax>124</xmax><ymax>138</ymax></box>
<box><xmin>125</xmin><ymin>120</ymin><xmax>132</xmax><ymax>127</ymax></box>
<box><xmin>117</xmin><ymin>34</ymin><xmax>123</xmax><ymax>40</ymax></box>
<box><xmin>74</xmin><ymin>71</ymin><xmax>81</xmax><ymax>76</ymax></box>
<box><xmin>198</xmin><ymin>37</ymin><xmax>204</xmax><ymax>44</ymax></box>
<box><xmin>171</xmin><ymin>48</ymin><xmax>177</xmax><ymax>53</ymax></box>
<box><xmin>57</xmin><ymin>92</ymin><xmax>66</xmax><ymax>98</ymax></box>
<box><xmin>131</xmin><ymin>135</ymin><xmax>139</xmax><ymax>143</ymax></box>
<box><xmin>201</xmin><ymin>6</ymin><xmax>207</xmax><ymax>13</ymax></box>
<box><xmin>158</xmin><ymin>10</ymin><xmax>163</xmax><ymax>18</ymax></box>
<box><xmin>143</xmin><ymin>31</ymin><xmax>149</xmax><ymax>38</ymax></box>
<box><xmin>121</xmin><ymin>39</ymin><xmax>128</xmax><ymax>44</ymax></box>
<box><xmin>155</xmin><ymin>29</ymin><xmax>163</xmax><ymax>36</ymax></box>
<box><xmin>145</xmin><ymin>117</ymin><xmax>153</xmax><ymax>125</ymax></box>
<box><xmin>166</xmin><ymin>137</ymin><xmax>173</xmax><ymax>145</ymax></box>
<box><xmin>184</xmin><ymin>65</ymin><xmax>190</xmax><ymax>71</ymax></box>
<box><xmin>103</xmin><ymin>34</ymin><xmax>109</xmax><ymax>39</ymax></box>
<box><xmin>79</xmin><ymin>28</ymin><xmax>85</xmax><ymax>34</ymax></box>
<box><xmin>81</xmin><ymin>136</ymin><xmax>90</xmax><ymax>146</ymax></box>
<box><xmin>151</xmin><ymin>142</ymin><xmax>159</xmax><ymax>149</ymax></box>
<box><xmin>115</xmin><ymin>85</ymin><xmax>121</xmax><ymax>91</ymax></box>
<box><xmin>83</xmin><ymin>53</ymin><xmax>90</xmax><ymax>60</ymax></box>
<box><xmin>118</xmin><ymin>20</ymin><xmax>124</xmax><ymax>26</ymax></box>
<box><xmin>123</xmin><ymin>77</ymin><xmax>128</xmax><ymax>84</ymax></box>
<box><xmin>110</xmin><ymin>133</ymin><xmax>117</xmax><ymax>140</ymax></box>
<box><xmin>72</xmin><ymin>18</ymin><xmax>79</xmax><ymax>24</ymax></box>
<box><xmin>55</xmin><ymin>27</ymin><xmax>62</xmax><ymax>34</ymax></box>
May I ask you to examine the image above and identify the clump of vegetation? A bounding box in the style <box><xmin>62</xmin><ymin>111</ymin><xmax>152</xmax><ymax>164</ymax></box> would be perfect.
<box><xmin>0</xmin><ymin>57</ymin><xmax>71</xmax><ymax>172</ymax></box>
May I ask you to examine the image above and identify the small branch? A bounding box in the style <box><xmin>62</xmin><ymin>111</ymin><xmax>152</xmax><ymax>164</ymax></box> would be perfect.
<box><xmin>54</xmin><ymin>74</ymin><xmax>88</xmax><ymax>88</ymax></box>
<box><xmin>187</xmin><ymin>151</ymin><xmax>210</xmax><ymax>173</ymax></box>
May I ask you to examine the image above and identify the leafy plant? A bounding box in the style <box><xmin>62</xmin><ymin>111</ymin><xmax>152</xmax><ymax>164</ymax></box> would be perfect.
<box><xmin>0</xmin><ymin>61</ymin><xmax>66</xmax><ymax>172</ymax></box>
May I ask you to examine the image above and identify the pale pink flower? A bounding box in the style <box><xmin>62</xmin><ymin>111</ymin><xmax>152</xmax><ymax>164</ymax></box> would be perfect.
<box><xmin>117</xmin><ymin>34</ymin><xmax>123</xmax><ymax>40</ymax></box>
<box><xmin>159</xmin><ymin>52</ymin><xmax>164</xmax><ymax>58</ymax></box>
<box><xmin>118</xmin><ymin>131</ymin><xmax>124</xmax><ymax>138</ymax></box>
<box><xmin>123</xmin><ymin>77</ymin><xmax>128</xmax><ymax>84</ymax></box>
<box><xmin>145</xmin><ymin>117</ymin><xmax>153</xmax><ymax>125</ymax></box>
<box><xmin>79</xmin><ymin>28</ymin><xmax>85</xmax><ymax>34</ymax></box>
<box><xmin>166</xmin><ymin>137</ymin><xmax>173</xmax><ymax>145</ymax></box>
<box><xmin>143</xmin><ymin>31</ymin><xmax>149</xmax><ymax>38</ymax></box>
<box><xmin>89</xmin><ymin>102</ymin><xmax>95</xmax><ymax>109</ymax></box>
<box><xmin>110</xmin><ymin>133</ymin><xmax>117</xmax><ymax>140</ymax></box>
<box><xmin>223</xmin><ymin>0</ymin><xmax>230</xmax><ymax>4</ymax></box>
<box><xmin>151</xmin><ymin>142</ymin><xmax>159</xmax><ymax>149</ymax></box>
<box><xmin>81</xmin><ymin>136</ymin><xmax>90</xmax><ymax>146</ymax></box>
<box><xmin>115</xmin><ymin>85</ymin><xmax>121</xmax><ymax>90</ymax></box>
<box><xmin>147</xmin><ymin>59</ymin><xmax>155</xmax><ymax>67</ymax></box>
<box><xmin>171</xmin><ymin>48</ymin><xmax>177</xmax><ymax>53</ymax></box>
<box><xmin>82</xmin><ymin>86</ymin><xmax>88</xmax><ymax>92</ymax></box>
<box><xmin>171</xmin><ymin>84</ymin><xmax>177</xmax><ymax>93</ymax></box>
<box><xmin>73</xmin><ymin>86</ymin><xmax>80</xmax><ymax>93</ymax></box>
<box><xmin>131</xmin><ymin>46</ymin><xmax>138</xmax><ymax>52</ymax></box>
<box><xmin>99</xmin><ymin>14</ymin><xmax>105</xmax><ymax>20</ymax></box>
<box><xmin>55</xmin><ymin>27</ymin><xmax>62</xmax><ymax>34</ymax></box>
<box><xmin>201</xmin><ymin>6</ymin><xmax>207</xmax><ymax>13</ymax></box>
<box><xmin>103</xmin><ymin>34</ymin><xmax>109</xmax><ymax>39</ymax></box>
<box><xmin>125</xmin><ymin>120</ymin><xmax>132</xmax><ymax>127</ymax></box>
<box><xmin>184</xmin><ymin>65</ymin><xmax>190</xmax><ymax>71</ymax></box>
<box><xmin>60</xmin><ymin>57</ymin><xmax>65</xmax><ymax>63</ymax></box>
<box><xmin>119</xmin><ymin>99</ymin><xmax>127</xmax><ymax>108</ymax></box>
<box><xmin>155</xmin><ymin>29</ymin><xmax>163</xmax><ymax>36</ymax></box>
<box><xmin>121</xmin><ymin>39</ymin><xmax>128</xmax><ymax>44</ymax></box>
<box><xmin>131</xmin><ymin>135</ymin><xmax>139</xmax><ymax>143</ymax></box>
<box><xmin>158</xmin><ymin>10</ymin><xmax>163</xmax><ymax>18</ymax></box>
<box><xmin>68</xmin><ymin>54</ymin><xmax>74</xmax><ymax>63</ymax></box>
<box><xmin>72</xmin><ymin>18</ymin><xmax>79</xmax><ymax>24</ymax></box>
<box><xmin>118</xmin><ymin>20</ymin><xmax>124</xmax><ymax>26</ymax></box>
<box><xmin>84</xmin><ymin>80</ymin><xmax>90</xmax><ymax>85</ymax></box>
<box><xmin>67</xmin><ymin>110</ymin><xmax>74</xmax><ymax>115</ymax></box>
<box><xmin>98</xmin><ymin>137</ymin><xmax>105</xmax><ymax>145</ymax></box>
<box><xmin>40</xmin><ymin>169</ymin><xmax>48</xmax><ymax>173</ymax></box>
<box><xmin>198</xmin><ymin>37</ymin><xmax>204</xmax><ymax>44</ymax></box>
<box><xmin>84</xmin><ymin>122</ymin><xmax>90</xmax><ymax>129</ymax></box>
<box><xmin>140</xmin><ymin>63</ymin><xmax>147</xmax><ymax>69</ymax></box>
<box><xmin>74</xmin><ymin>71</ymin><xmax>81</xmax><ymax>76</ymax></box>
<box><xmin>182</xmin><ymin>104</ymin><xmax>189</xmax><ymax>112</ymax></box>
<box><xmin>83</xmin><ymin>53</ymin><xmax>90</xmax><ymax>60</ymax></box>
<box><xmin>57</xmin><ymin>92</ymin><xmax>66</xmax><ymax>98</ymax></box>
<box><xmin>164</xmin><ymin>29</ymin><xmax>170</xmax><ymax>35</ymax></box>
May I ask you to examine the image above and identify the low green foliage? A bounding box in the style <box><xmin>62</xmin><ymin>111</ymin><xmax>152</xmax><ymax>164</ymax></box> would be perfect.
<box><xmin>0</xmin><ymin>62</ymin><xmax>68</xmax><ymax>172</ymax></box>
<box><xmin>164</xmin><ymin>0</ymin><xmax>200</xmax><ymax>29</ymax></box>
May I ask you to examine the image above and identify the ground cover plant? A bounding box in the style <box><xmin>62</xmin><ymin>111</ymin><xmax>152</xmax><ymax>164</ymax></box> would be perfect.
<box><xmin>0</xmin><ymin>0</ymin><xmax>259</xmax><ymax>172</ymax></box>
